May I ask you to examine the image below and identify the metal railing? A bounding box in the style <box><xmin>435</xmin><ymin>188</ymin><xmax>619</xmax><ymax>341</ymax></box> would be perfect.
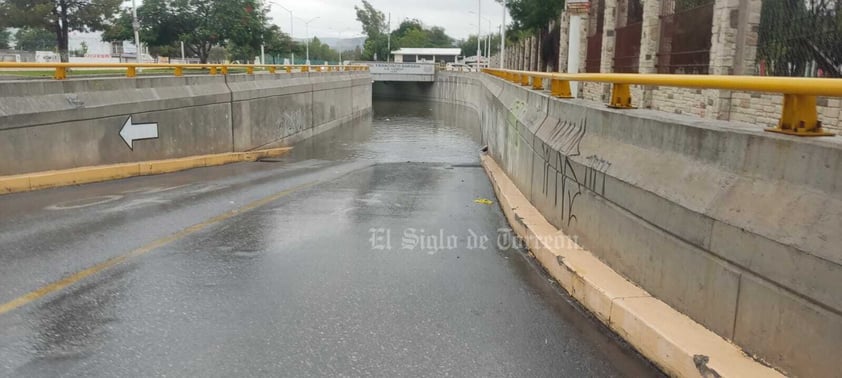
<box><xmin>483</xmin><ymin>68</ymin><xmax>842</xmax><ymax>137</ymax></box>
<box><xmin>0</xmin><ymin>62</ymin><xmax>369</xmax><ymax>80</ymax></box>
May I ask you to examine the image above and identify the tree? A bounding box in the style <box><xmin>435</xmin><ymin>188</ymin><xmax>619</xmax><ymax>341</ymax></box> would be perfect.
<box><xmin>427</xmin><ymin>27</ymin><xmax>453</xmax><ymax>47</ymax></box>
<box><xmin>0</xmin><ymin>29</ymin><xmax>10</xmax><ymax>49</ymax></box>
<box><xmin>304</xmin><ymin>36</ymin><xmax>340</xmax><ymax>63</ymax></box>
<box><xmin>14</xmin><ymin>28</ymin><xmax>57</xmax><ymax>51</ymax></box>
<box><xmin>102</xmin><ymin>0</ymin><xmax>269</xmax><ymax>64</ymax></box>
<box><xmin>72</xmin><ymin>40</ymin><xmax>89</xmax><ymax>56</ymax></box>
<box><xmin>458</xmin><ymin>33</ymin><xmax>502</xmax><ymax>57</ymax></box>
<box><xmin>1</xmin><ymin>0</ymin><xmax>122</xmax><ymax>62</ymax></box>
<box><xmin>341</xmin><ymin>46</ymin><xmax>363</xmax><ymax>62</ymax></box>
<box><xmin>507</xmin><ymin>0</ymin><xmax>564</xmax><ymax>33</ymax></box>
<box><xmin>260</xmin><ymin>24</ymin><xmax>300</xmax><ymax>63</ymax></box>
<box><xmin>389</xmin><ymin>19</ymin><xmax>455</xmax><ymax>49</ymax></box>
<box><xmin>506</xmin><ymin>0</ymin><xmax>565</xmax><ymax>71</ymax></box>
<box><xmin>355</xmin><ymin>0</ymin><xmax>388</xmax><ymax>60</ymax></box>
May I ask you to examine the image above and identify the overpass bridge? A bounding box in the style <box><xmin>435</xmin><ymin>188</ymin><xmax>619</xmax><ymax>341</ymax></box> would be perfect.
<box><xmin>0</xmin><ymin>62</ymin><xmax>839</xmax><ymax>377</ymax></box>
<box><xmin>365</xmin><ymin>62</ymin><xmax>437</xmax><ymax>82</ymax></box>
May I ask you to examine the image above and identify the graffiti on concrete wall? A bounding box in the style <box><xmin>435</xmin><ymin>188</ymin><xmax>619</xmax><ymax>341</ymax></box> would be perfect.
<box><xmin>584</xmin><ymin>154</ymin><xmax>612</xmax><ymax>196</ymax></box>
<box><xmin>538</xmin><ymin>117</ymin><xmax>609</xmax><ymax>228</ymax></box>
<box><xmin>279</xmin><ymin>108</ymin><xmax>307</xmax><ymax>135</ymax></box>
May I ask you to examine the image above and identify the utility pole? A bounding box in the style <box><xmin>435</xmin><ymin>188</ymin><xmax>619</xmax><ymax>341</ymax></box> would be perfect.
<box><xmin>477</xmin><ymin>0</ymin><xmax>482</xmax><ymax>69</ymax></box>
<box><xmin>304</xmin><ymin>17</ymin><xmax>319</xmax><ymax>64</ymax></box>
<box><xmin>131</xmin><ymin>0</ymin><xmax>141</xmax><ymax>63</ymax></box>
<box><xmin>271</xmin><ymin>2</ymin><xmax>295</xmax><ymax>64</ymax></box>
<box><xmin>496</xmin><ymin>0</ymin><xmax>506</xmax><ymax>68</ymax></box>
<box><xmin>486</xmin><ymin>19</ymin><xmax>491</xmax><ymax>61</ymax></box>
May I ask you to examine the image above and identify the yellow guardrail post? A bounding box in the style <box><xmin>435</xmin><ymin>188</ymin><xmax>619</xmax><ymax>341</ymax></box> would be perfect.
<box><xmin>532</xmin><ymin>76</ymin><xmax>544</xmax><ymax>90</ymax></box>
<box><xmin>221</xmin><ymin>66</ymin><xmax>229</xmax><ymax>75</ymax></box>
<box><xmin>285</xmin><ymin>66</ymin><xmax>292</xmax><ymax>73</ymax></box>
<box><xmin>209</xmin><ymin>66</ymin><xmax>218</xmax><ymax>75</ymax></box>
<box><xmin>54</xmin><ymin>67</ymin><xmax>67</xmax><ymax>80</ymax></box>
<box><xmin>246</xmin><ymin>67</ymin><xmax>254</xmax><ymax>75</ymax></box>
<box><xmin>520</xmin><ymin>74</ymin><xmax>530</xmax><ymax>86</ymax></box>
<box><xmin>608</xmin><ymin>84</ymin><xmax>634</xmax><ymax>109</ymax></box>
<box><xmin>268</xmin><ymin>66</ymin><xmax>276</xmax><ymax>74</ymax></box>
<box><xmin>768</xmin><ymin>94</ymin><xmax>834</xmax><ymax>136</ymax></box>
<box><xmin>126</xmin><ymin>66</ymin><xmax>137</xmax><ymax>78</ymax></box>
<box><xmin>302</xmin><ymin>66</ymin><xmax>310</xmax><ymax>73</ymax></box>
<box><xmin>174</xmin><ymin>67</ymin><xmax>184</xmax><ymax>77</ymax></box>
<box><xmin>551</xmin><ymin>79</ymin><xmax>574</xmax><ymax>99</ymax></box>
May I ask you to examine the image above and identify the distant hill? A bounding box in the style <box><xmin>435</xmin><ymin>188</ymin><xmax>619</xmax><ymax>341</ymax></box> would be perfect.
<box><xmin>297</xmin><ymin>37</ymin><xmax>366</xmax><ymax>52</ymax></box>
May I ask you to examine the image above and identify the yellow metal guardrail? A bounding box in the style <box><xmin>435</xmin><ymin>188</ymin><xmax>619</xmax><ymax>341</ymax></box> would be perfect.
<box><xmin>483</xmin><ymin>68</ymin><xmax>841</xmax><ymax>137</ymax></box>
<box><xmin>0</xmin><ymin>63</ymin><xmax>369</xmax><ymax>81</ymax></box>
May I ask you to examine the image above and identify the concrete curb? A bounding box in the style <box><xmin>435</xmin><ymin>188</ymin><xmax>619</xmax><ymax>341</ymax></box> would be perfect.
<box><xmin>0</xmin><ymin>147</ymin><xmax>292</xmax><ymax>195</ymax></box>
<box><xmin>480</xmin><ymin>154</ymin><xmax>785</xmax><ymax>378</ymax></box>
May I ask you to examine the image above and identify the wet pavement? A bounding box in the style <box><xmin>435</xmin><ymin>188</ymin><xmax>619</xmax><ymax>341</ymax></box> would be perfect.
<box><xmin>0</xmin><ymin>100</ymin><xmax>662</xmax><ymax>377</ymax></box>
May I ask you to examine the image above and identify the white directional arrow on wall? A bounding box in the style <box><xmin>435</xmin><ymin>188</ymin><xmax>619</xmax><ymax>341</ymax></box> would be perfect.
<box><xmin>120</xmin><ymin>116</ymin><xmax>159</xmax><ymax>150</ymax></box>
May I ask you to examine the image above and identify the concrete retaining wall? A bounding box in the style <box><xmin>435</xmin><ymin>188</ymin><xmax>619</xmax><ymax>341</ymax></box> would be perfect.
<box><xmin>397</xmin><ymin>72</ymin><xmax>842</xmax><ymax>377</ymax></box>
<box><xmin>0</xmin><ymin>72</ymin><xmax>372</xmax><ymax>176</ymax></box>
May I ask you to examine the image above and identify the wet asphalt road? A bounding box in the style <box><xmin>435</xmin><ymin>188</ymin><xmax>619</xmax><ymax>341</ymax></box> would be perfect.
<box><xmin>0</xmin><ymin>101</ymin><xmax>662</xmax><ymax>377</ymax></box>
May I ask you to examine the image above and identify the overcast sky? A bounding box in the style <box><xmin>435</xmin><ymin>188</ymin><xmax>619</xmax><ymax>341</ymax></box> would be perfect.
<box><xmin>265</xmin><ymin>0</ymin><xmax>510</xmax><ymax>41</ymax></box>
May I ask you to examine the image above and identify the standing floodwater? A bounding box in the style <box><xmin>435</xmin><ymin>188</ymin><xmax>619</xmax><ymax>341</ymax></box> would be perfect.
<box><xmin>0</xmin><ymin>99</ymin><xmax>662</xmax><ymax>377</ymax></box>
<box><xmin>285</xmin><ymin>100</ymin><xmax>483</xmax><ymax>164</ymax></box>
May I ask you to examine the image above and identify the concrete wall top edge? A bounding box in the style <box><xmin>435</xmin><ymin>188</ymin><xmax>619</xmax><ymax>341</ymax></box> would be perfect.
<box><xmin>480</xmin><ymin>74</ymin><xmax>842</xmax><ymax>199</ymax></box>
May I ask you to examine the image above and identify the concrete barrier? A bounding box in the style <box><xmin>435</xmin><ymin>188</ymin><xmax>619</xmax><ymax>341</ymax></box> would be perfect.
<box><xmin>0</xmin><ymin>72</ymin><xmax>372</xmax><ymax>176</ymax></box>
<box><xmin>394</xmin><ymin>72</ymin><xmax>842</xmax><ymax>377</ymax></box>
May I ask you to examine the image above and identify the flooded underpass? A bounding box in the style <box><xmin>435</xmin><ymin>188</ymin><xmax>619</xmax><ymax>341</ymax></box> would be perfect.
<box><xmin>0</xmin><ymin>99</ymin><xmax>663</xmax><ymax>377</ymax></box>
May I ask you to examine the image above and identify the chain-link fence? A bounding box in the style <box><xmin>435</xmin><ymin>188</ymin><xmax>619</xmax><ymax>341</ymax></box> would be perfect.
<box><xmin>757</xmin><ymin>0</ymin><xmax>842</xmax><ymax>77</ymax></box>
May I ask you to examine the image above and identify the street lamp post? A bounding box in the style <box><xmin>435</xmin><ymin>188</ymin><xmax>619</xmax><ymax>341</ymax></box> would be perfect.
<box><xmin>332</xmin><ymin>29</ymin><xmax>352</xmax><ymax>65</ymax></box>
<box><xmin>270</xmin><ymin>2</ymin><xmax>295</xmax><ymax>64</ymax></box>
<box><xmin>304</xmin><ymin>17</ymin><xmax>320</xmax><ymax>65</ymax></box>
<box><xmin>131</xmin><ymin>0</ymin><xmax>142</xmax><ymax>63</ymax></box>
<box><xmin>496</xmin><ymin>0</ymin><xmax>507</xmax><ymax>69</ymax></box>
<box><xmin>476</xmin><ymin>0</ymin><xmax>482</xmax><ymax>69</ymax></box>
<box><xmin>471</xmin><ymin>9</ymin><xmax>496</xmax><ymax>68</ymax></box>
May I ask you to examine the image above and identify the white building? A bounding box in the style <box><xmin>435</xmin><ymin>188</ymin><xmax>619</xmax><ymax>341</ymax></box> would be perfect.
<box><xmin>391</xmin><ymin>48</ymin><xmax>461</xmax><ymax>64</ymax></box>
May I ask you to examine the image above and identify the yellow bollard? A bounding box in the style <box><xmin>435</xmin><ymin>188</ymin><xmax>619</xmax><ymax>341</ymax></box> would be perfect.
<box><xmin>608</xmin><ymin>83</ymin><xmax>634</xmax><ymax>109</ymax></box>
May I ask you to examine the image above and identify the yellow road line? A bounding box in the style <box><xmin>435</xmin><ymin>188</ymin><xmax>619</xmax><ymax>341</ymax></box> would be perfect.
<box><xmin>0</xmin><ymin>181</ymin><xmax>317</xmax><ymax>316</ymax></box>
